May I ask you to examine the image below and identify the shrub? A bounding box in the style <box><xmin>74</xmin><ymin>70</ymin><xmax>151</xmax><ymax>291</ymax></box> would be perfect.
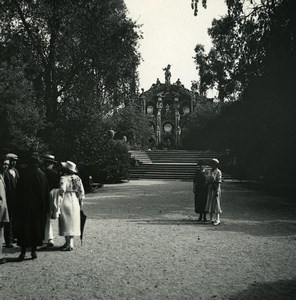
<box><xmin>80</xmin><ymin>140</ymin><xmax>130</xmax><ymax>185</ymax></box>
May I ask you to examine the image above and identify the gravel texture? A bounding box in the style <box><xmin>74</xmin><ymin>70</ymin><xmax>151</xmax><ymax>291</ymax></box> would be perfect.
<box><xmin>1</xmin><ymin>180</ymin><xmax>296</xmax><ymax>300</ymax></box>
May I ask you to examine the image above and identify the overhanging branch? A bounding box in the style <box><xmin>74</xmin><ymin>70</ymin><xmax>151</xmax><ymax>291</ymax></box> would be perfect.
<box><xmin>11</xmin><ymin>0</ymin><xmax>47</xmax><ymax>68</ymax></box>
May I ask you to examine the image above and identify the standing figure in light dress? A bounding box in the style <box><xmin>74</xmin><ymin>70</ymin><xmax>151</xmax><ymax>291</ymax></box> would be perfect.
<box><xmin>59</xmin><ymin>161</ymin><xmax>85</xmax><ymax>251</ymax></box>
<box><xmin>205</xmin><ymin>159</ymin><xmax>222</xmax><ymax>226</ymax></box>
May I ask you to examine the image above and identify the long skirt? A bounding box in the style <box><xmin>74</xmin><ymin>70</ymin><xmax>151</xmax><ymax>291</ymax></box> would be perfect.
<box><xmin>16</xmin><ymin>211</ymin><xmax>46</xmax><ymax>247</ymax></box>
<box><xmin>44</xmin><ymin>215</ymin><xmax>54</xmax><ymax>241</ymax></box>
<box><xmin>0</xmin><ymin>227</ymin><xmax>3</xmax><ymax>257</ymax></box>
<box><xmin>59</xmin><ymin>193</ymin><xmax>80</xmax><ymax>236</ymax></box>
<box><xmin>205</xmin><ymin>186</ymin><xmax>222</xmax><ymax>214</ymax></box>
<box><xmin>194</xmin><ymin>186</ymin><xmax>208</xmax><ymax>213</ymax></box>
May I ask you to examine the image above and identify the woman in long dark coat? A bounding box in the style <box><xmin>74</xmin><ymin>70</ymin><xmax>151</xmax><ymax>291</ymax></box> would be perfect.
<box><xmin>193</xmin><ymin>160</ymin><xmax>208</xmax><ymax>221</ymax></box>
<box><xmin>15</xmin><ymin>154</ymin><xmax>50</xmax><ymax>261</ymax></box>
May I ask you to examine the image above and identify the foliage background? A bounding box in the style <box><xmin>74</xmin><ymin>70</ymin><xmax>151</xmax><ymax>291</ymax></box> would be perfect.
<box><xmin>1</xmin><ymin>0</ymin><xmax>295</xmax><ymax>187</ymax></box>
<box><xmin>0</xmin><ymin>0</ymin><xmax>146</xmax><ymax>183</ymax></box>
<box><xmin>189</xmin><ymin>0</ymin><xmax>296</xmax><ymax>185</ymax></box>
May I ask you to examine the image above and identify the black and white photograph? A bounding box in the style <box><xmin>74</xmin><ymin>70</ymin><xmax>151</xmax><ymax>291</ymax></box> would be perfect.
<box><xmin>0</xmin><ymin>0</ymin><xmax>295</xmax><ymax>299</ymax></box>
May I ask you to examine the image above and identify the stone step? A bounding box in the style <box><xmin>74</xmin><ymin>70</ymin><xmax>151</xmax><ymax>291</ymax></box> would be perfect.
<box><xmin>145</xmin><ymin>150</ymin><xmax>224</xmax><ymax>164</ymax></box>
<box><xmin>129</xmin><ymin>150</ymin><xmax>233</xmax><ymax>181</ymax></box>
<box><xmin>129</xmin><ymin>151</ymin><xmax>153</xmax><ymax>164</ymax></box>
<box><xmin>130</xmin><ymin>165</ymin><xmax>233</xmax><ymax>180</ymax></box>
<box><xmin>129</xmin><ymin>174</ymin><xmax>232</xmax><ymax>181</ymax></box>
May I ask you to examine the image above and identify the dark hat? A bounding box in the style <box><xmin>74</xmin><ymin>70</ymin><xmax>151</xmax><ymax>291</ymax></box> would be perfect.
<box><xmin>28</xmin><ymin>152</ymin><xmax>41</xmax><ymax>166</ymax></box>
<box><xmin>42</xmin><ymin>154</ymin><xmax>57</xmax><ymax>163</ymax></box>
<box><xmin>196</xmin><ymin>160</ymin><xmax>204</xmax><ymax>166</ymax></box>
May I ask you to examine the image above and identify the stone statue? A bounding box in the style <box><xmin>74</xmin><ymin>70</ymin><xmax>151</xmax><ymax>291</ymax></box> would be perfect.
<box><xmin>165</xmin><ymin>104</ymin><xmax>171</xmax><ymax>116</ymax></box>
<box><xmin>177</xmin><ymin>126</ymin><xmax>182</xmax><ymax>135</ymax></box>
<box><xmin>176</xmin><ymin>78</ymin><xmax>181</xmax><ymax>86</ymax></box>
<box><xmin>163</xmin><ymin>64</ymin><xmax>171</xmax><ymax>84</ymax></box>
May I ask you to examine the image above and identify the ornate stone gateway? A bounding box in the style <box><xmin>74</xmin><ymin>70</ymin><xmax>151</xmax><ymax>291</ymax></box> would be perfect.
<box><xmin>138</xmin><ymin>67</ymin><xmax>195</xmax><ymax>150</ymax></box>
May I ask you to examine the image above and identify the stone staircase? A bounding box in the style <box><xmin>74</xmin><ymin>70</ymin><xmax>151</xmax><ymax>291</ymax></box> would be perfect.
<box><xmin>129</xmin><ymin>150</ymin><xmax>153</xmax><ymax>164</ymax></box>
<box><xmin>129</xmin><ymin>150</ymin><xmax>233</xmax><ymax>181</ymax></box>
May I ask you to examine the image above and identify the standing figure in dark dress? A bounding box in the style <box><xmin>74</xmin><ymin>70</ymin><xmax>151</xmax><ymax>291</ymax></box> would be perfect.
<box><xmin>193</xmin><ymin>160</ymin><xmax>208</xmax><ymax>221</ymax></box>
<box><xmin>15</xmin><ymin>153</ymin><xmax>50</xmax><ymax>261</ymax></box>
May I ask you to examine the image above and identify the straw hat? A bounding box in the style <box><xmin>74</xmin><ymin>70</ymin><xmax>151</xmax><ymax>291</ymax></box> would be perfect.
<box><xmin>61</xmin><ymin>161</ymin><xmax>78</xmax><ymax>174</ymax></box>
<box><xmin>6</xmin><ymin>153</ymin><xmax>18</xmax><ymax>160</ymax></box>
<box><xmin>3</xmin><ymin>159</ymin><xmax>10</xmax><ymax>166</ymax></box>
<box><xmin>42</xmin><ymin>154</ymin><xmax>57</xmax><ymax>163</ymax></box>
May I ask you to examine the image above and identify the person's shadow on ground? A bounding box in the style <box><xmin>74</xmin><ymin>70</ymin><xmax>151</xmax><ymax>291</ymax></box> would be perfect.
<box><xmin>228</xmin><ymin>278</ymin><xmax>296</xmax><ymax>300</ymax></box>
<box><xmin>2</xmin><ymin>245</ymin><xmax>20</xmax><ymax>254</ymax></box>
<box><xmin>0</xmin><ymin>257</ymin><xmax>20</xmax><ymax>264</ymax></box>
<box><xmin>129</xmin><ymin>219</ymin><xmax>211</xmax><ymax>226</ymax></box>
<box><xmin>1</xmin><ymin>244</ymin><xmax>65</xmax><ymax>264</ymax></box>
<box><xmin>37</xmin><ymin>246</ymin><xmax>63</xmax><ymax>252</ymax></box>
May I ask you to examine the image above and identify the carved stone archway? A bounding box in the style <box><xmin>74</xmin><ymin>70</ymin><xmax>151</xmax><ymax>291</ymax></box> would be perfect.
<box><xmin>138</xmin><ymin>77</ymin><xmax>195</xmax><ymax>149</ymax></box>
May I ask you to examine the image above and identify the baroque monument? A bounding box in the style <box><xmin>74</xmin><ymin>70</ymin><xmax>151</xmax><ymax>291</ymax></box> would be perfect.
<box><xmin>138</xmin><ymin>66</ymin><xmax>198</xmax><ymax>150</ymax></box>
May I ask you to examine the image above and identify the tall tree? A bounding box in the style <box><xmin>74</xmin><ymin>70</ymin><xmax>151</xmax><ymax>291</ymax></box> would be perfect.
<box><xmin>0</xmin><ymin>0</ymin><xmax>141</xmax><ymax>125</ymax></box>
<box><xmin>192</xmin><ymin>0</ymin><xmax>296</xmax><ymax>101</ymax></box>
<box><xmin>191</xmin><ymin>0</ymin><xmax>207</xmax><ymax>16</ymax></box>
<box><xmin>0</xmin><ymin>63</ymin><xmax>45</xmax><ymax>151</ymax></box>
<box><xmin>193</xmin><ymin>44</ymin><xmax>214</xmax><ymax>96</ymax></box>
<box><xmin>190</xmin><ymin>0</ymin><xmax>296</xmax><ymax>184</ymax></box>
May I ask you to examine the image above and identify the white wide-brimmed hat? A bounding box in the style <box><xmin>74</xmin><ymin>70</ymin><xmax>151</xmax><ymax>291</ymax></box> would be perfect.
<box><xmin>211</xmin><ymin>158</ymin><xmax>220</xmax><ymax>165</ymax></box>
<box><xmin>61</xmin><ymin>161</ymin><xmax>78</xmax><ymax>174</ymax></box>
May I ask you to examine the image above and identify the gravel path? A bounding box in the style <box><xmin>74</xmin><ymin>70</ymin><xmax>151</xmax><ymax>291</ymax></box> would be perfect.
<box><xmin>1</xmin><ymin>180</ymin><xmax>296</xmax><ymax>300</ymax></box>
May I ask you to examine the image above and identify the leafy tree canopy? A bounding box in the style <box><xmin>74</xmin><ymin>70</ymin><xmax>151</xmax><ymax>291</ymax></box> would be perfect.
<box><xmin>193</xmin><ymin>0</ymin><xmax>296</xmax><ymax>101</ymax></box>
<box><xmin>190</xmin><ymin>0</ymin><xmax>296</xmax><ymax>185</ymax></box>
<box><xmin>0</xmin><ymin>63</ymin><xmax>46</xmax><ymax>152</ymax></box>
<box><xmin>0</xmin><ymin>0</ymin><xmax>141</xmax><ymax>125</ymax></box>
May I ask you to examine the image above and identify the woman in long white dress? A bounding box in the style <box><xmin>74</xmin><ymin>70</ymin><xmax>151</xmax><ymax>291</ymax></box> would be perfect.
<box><xmin>205</xmin><ymin>159</ymin><xmax>222</xmax><ymax>226</ymax></box>
<box><xmin>59</xmin><ymin>161</ymin><xmax>85</xmax><ymax>251</ymax></box>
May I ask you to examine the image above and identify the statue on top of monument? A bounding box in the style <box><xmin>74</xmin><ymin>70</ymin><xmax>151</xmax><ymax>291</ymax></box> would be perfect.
<box><xmin>163</xmin><ymin>64</ymin><xmax>171</xmax><ymax>84</ymax></box>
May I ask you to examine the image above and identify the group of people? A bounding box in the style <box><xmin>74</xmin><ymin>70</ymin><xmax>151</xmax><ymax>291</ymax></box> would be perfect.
<box><xmin>193</xmin><ymin>158</ymin><xmax>222</xmax><ymax>226</ymax></box>
<box><xmin>1</xmin><ymin>152</ymin><xmax>223</xmax><ymax>263</ymax></box>
<box><xmin>0</xmin><ymin>152</ymin><xmax>85</xmax><ymax>264</ymax></box>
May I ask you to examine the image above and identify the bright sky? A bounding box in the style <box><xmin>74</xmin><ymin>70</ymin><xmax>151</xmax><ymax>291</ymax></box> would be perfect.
<box><xmin>125</xmin><ymin>0</ymin><xmax>227</xmax><ymax>91</ymax></box>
